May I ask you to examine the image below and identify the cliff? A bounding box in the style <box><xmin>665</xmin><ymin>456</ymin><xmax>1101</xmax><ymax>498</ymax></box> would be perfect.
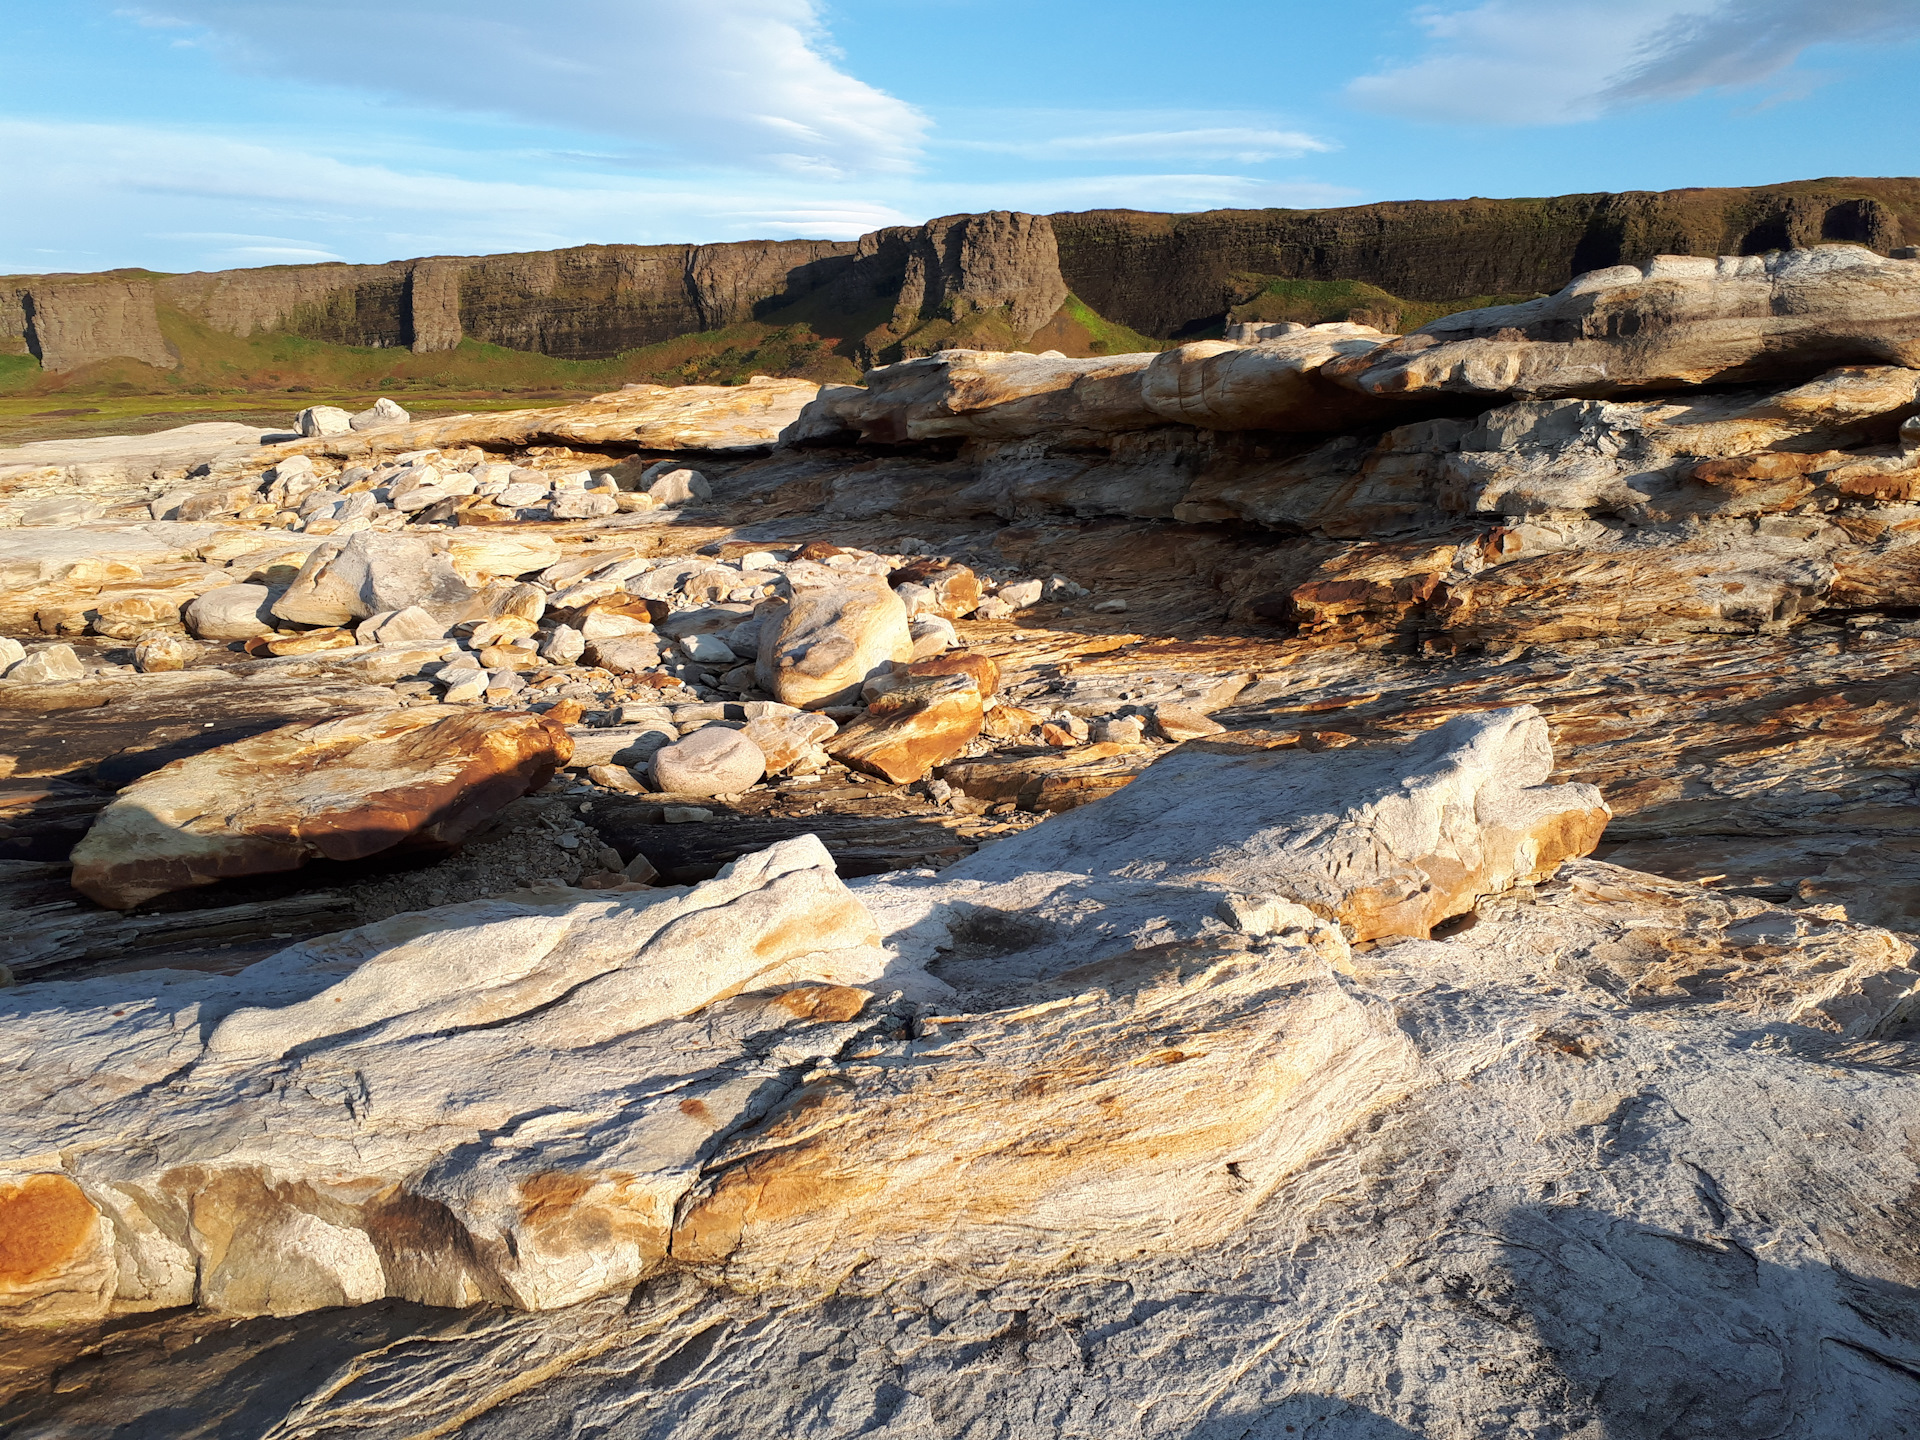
<box><xmin>4</xmin><ymin>177</ymin><xmax>1916</xmax><ymax>373</ymax></box>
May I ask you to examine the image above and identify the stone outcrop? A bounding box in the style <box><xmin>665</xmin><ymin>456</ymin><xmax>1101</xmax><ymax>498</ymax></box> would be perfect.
<box><xmin>68</xmin><ymin>707</ymin><xmax>572</xmax><ymax>908</ymax></box>
<box><xmin>1327</xmin><ymin>246</ymin><xmax>1920</xmax><ymax>400</ymax></box>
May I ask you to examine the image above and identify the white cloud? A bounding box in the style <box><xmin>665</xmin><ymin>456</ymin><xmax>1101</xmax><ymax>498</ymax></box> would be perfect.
<box><xmin>930</xmin><ymin>174</ymin><xmax>1363</xmax><ymax>215</ymax></box>
<box><xmin>0</xmin><ymin>120</ymin><xmax>916</xmax><ymax>273</ymax></box>
<box><xmin>966</xmin><ymin>128</ymin><xmax>1334</xmax><ymax>164</ymax></box>
<box><xmin>1346</xmin><ymin>0</ymin><xmax>1920</xmax><ymax>125</ymax></box>
<box><xmin>122</xmin><ymin>0</ymin><xmax>929</xmax><ymax>179</ymax></box>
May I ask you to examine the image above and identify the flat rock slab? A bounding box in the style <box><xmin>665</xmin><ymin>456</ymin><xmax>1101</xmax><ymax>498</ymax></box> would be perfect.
<box><xmin>0</xmin><ymin>672</ymin><xmax>399</xmax><ymax>787</ymax></box>
<box><xmin>68</xmin><ymin>707</ymin><xmax>574</xmax><ymax>908</ymax></box>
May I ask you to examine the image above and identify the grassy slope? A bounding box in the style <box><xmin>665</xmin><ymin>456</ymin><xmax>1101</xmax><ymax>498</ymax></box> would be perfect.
<box><xmin>1224</xmin><ymin>276</ymin><xmax>1543</xmax><ymax>332</ymax></box>
<box><xmin>0</xmin><ymin>307</ymin><xmax>866</xmax><ymax>444</ymax></box>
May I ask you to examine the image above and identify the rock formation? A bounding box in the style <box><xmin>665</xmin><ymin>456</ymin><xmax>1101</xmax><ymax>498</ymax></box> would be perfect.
<box><xmin>8</xmin><ymin>240</ymin><xmax>1920</xmax><ymax>1435</ymax></box>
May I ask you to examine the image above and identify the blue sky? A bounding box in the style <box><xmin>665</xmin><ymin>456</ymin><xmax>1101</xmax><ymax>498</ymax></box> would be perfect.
<box><xmin>4</xmin><ymin>0</ymin><xmax>1919</xmax><ymax>275</ymax></box>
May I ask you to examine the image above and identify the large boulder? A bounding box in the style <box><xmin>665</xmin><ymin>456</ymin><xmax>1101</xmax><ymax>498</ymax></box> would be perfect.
<box><xmin>349</xmin><ymin>397</ymin><xmax>409</xmax><ymax>430</ymax></box>
<box><xmin>296</xmin><ymin>405</ymin><xmax>352</xmax><ymax>437</ymax></box>
<box><xmin>271</xmin><ymin>533</ymin><xmax>478</xmax><ymax>628</ymax></box>
<box><xmin>69</xmin><ymin>707</ymin><xmax>573</xmax><ymax>908</ymax></box>
<box><xmin>1327</xmin><ymin>245</ymin><xmax>1920</xmax><ymax>402</ymax></box>
<box><xmin>756</xmin><ymin>578</ymin><xmax>915</xmax><ymax>709</ymax></box>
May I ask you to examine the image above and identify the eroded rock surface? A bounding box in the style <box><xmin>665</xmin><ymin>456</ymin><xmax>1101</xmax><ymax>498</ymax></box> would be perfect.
<box><xmin>9</xmin><ymin>250</ymin><xmax>1920</xmax><ymax>1436</ymax></box>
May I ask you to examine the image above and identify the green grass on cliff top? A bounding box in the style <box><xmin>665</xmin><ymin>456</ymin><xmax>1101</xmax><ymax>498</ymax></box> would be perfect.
<box><xmin>1227</xmin><ymin>275</ymin><xmax>1542</xmax><ymax>330</ymax></box>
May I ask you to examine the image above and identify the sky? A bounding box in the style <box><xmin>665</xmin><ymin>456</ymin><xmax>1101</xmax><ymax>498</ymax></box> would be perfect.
<box><xmin>3</xmin><ymin>0</ymin><xmax>1919</xmax><ymax>275</ymax></box>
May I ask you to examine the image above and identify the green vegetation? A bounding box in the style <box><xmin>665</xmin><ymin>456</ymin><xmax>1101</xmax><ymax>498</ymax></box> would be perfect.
<box><xmin>1053</xmin><ymin>295</ymin><xmax>1164</xmax><ymax>355</ymax></box>
<box><xmin>0</xmin><ymin>310</ymin><xmax>865</xmax><ymax>443</ymax></box>
<box><xmin>1226</xmin><ymin>275</ymin><xmax>1542</xmax><ymax>333</ymax></box>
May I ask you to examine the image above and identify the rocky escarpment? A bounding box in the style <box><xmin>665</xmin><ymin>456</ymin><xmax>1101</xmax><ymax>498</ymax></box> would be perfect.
<box><xmin>7</xmin><ymin>178</ymin><xmax>1918</xmax><ymax>374</ymax></box>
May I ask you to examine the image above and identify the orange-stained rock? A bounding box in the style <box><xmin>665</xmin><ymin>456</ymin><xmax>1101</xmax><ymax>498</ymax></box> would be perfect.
<box><xmin>0</xmin><ymin>1173</ymin><xmax>114</xmax><ymax>1327</ymax></box>
<box><xmin>827</xmin><ymin>673</ymin><xmax>984</xmax><ymax>784</ymax></box>
<box><xmin>70</xmin><ymin>708</ymin><xmax>573</xmax><ymax>908</ymax></box>
<box><xmin>887</xmin><ymin>561</ymin><xmax>983</xmax><ymax>619</ymax></box>
<box><xmin>907</xmin><ymin>649</ymin><xmax>1000</xmax><ymax>697</ymax></box>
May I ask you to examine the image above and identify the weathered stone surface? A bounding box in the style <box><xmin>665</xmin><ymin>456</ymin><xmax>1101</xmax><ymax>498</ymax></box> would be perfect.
<box><xmin>827</xmin><ymin>673</ymin><xmax>985</xmax><ymax>784</ymax></box>
<box><xmin>296</xmin><ymin>405</ymin><xmax>352</xmax><ymax>438</ymax></box>
<box><xmin>271</xmin><ymin>533</ymin><xmax>477</xmax><ymax>627</ymax></box>
<box><xmin>348</xmin><ymin>397</ymin><xmax>409</xmax><ymax>430</ymax></box>
<box><xmin>741</xmin><ymin>710</ymin><xmax>838</xmax><ymax>776</ymax></box>
<box><xmin>1328</xmin><ymin>245</ymin><xmax>1920</xmax><ymax>401</ymax></box>
<box><xmin>651</xmin><ymin>726</ymin><xmax>766</xmax><ymax>796</ymax></box>
<box><xmin>5</xmin><ymin>644</ymin><xmax>85</xmax><ymax>683</ymax></box>
<box><xmin>183</xmin><ymin>583</ymin><xmax>277</xmax><ymax>640</ymax></box>
<box><xmin>756</xmin><ymin>578</ymin><xmax>914</xmax><ymax>709</ymax></box>
<box><xmin>68</xmin><ymin>707</ymin><xmax>572</xmax><ymax>908</ymax></box>
<box><xmin>0</xmin><ymin>836</ymin><xmax>884</xmax><ymax>1324</ymax></box>
<box><xmin>131</xmin><ymin>632</ymin><xmax>196</xmax><ymax>673</ymax></box>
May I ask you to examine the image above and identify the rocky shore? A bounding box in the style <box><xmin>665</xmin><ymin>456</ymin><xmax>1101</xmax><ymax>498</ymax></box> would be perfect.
<box><xmin>4</xmin><ymin>243</ymin><xmax>1920</xmax><ymax>1437</ymax></box>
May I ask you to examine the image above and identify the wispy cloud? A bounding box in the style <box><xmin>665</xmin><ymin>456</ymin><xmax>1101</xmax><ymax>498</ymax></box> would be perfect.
<box><xmin>1346</xmin><ymin>0</ymin><xmax>1920</xmax><ymax>125</ymax></box>
<box><xmin>120</xmin><ymin>0</ymin><xmax>930</xmax><ymax>179</ymax></box>
<box><xmin>0</xmin><ymin>120</ymin><xmax>919</xmax><ymax>272</ymax></box>
<box><xmin>964</xmin><ymin>127</ymin><xmax>1334</xmax><ymax>164</ymax></box>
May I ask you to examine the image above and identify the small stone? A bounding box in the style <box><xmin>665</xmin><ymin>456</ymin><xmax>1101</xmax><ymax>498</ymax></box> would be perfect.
<box><xmin>1150</xmin><ymin>703</ymin><xmax>1226</xmax><ymax>742</ymax></box>
<box><xmin>652</xmin><ymin>726</ymin><xmax>767</xmax><ymax>796</ymax></box>
<box><xmin>646</xmin><ymin>468</ymin><xmax>712</xmax><ymax>505</ymax></box>
<box><xmin>680</xmin><ymin>633</ymin><xmax>737</xmax><ymax>666</ymax></box>
<box><xmin>1091</xmin><ymin>598</ymin><xmax>1128</xmax><ymax>614</ymax></box>
<box><xmin>541</xmin><ymin>626</ymin><xmax>587</xmax><ymax>665</ymax></box>
<box><xmin>662</xmin><ymin>806</ymin><xmax>715</xmax><ymax>824</ymax></box>
<box><xmin>0</xmin><ymin>637</ymin><xmax>25</xmax><ymax>672</ymax></box>
<box><xmin>587</xmin><ymin>764</ymin><xmax>647</xmax><ymax>793</ymax></box>
<box><xmin>550</xmin><ymin>490</ymin><xmax>619</xmax><ymax>520</ymax></box>
<box><xmin>588</xmin><ymin>637</ymin><xmax>664</xmax><ymax>674</ymax></box>
<box><xmin>134</xmin><ymin>632</ymin><xmax>198</xmax><ymax>673</ymax></box>
<box><xmin>997</xmin><ymin>579</ymin><xmax>1044</xmax><ymax>609</ymax></box>
<box><xmin>441</xmin><ymin>672</ymin><xmax>488</xmax><ymax>703</ymax></box>
<box><xmin>827</xmin><ymin>673</ymin><xmax>985</xmax><ymax>784</ymax></box>
<box><xmin>1044</xmin><ymin>576</ymin><xmax>1090</xmax><ymax>601</ymax></box>
<box><xmin>910</xmin><ymin>616</ymin><xmax>958</xmax><ymax>658</ymax></box>
<box><xmin>622</xmin><ymin>851</ymin><xmax>661</xmax><ymax>884</ymax></box>
<box><xmin>6</xmin><ymin>644</ymin><xmax>86</xmax><ymax>683</ymax></box>
<box><xmin>742</xmin><ymin>711</ymin><xmax>839</xmax><ymax>776</ymax></box>
<box><xmin>1091</xmin><ymin>715</ymin><xmax>1147</xmax><ymax>745</ymax></box>
<box><xmin>355</xmin><ymin>606</ymin><xmax>451</xmax><ymax>646</ymax></box>
<box><xmin>973</xmin><ymin>596</ymin><xmax>1015</xmax><ymax>620</ymax></box>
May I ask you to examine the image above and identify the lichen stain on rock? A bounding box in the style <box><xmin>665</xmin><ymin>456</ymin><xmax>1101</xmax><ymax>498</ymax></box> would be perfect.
<box><xmin>0</xmin><ymin>1174</ymin><xmax>99</xmax><ymax>1287</ymax></box>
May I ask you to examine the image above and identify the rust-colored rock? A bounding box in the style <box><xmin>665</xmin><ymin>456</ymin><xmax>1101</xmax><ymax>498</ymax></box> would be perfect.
<box><xmin>827</xmin><ymin>673</ymin><xmax>984</xmax><ymax>784</ymax></box>
<box><xmin>69</xmin><ymin>708</ymin><xmax>573</xmax><ymax>909</ymax></box>
<box><xmin>907</xmin><ymin>649</ymin><xmax>1000</xmax><ymax>697</ymax></box>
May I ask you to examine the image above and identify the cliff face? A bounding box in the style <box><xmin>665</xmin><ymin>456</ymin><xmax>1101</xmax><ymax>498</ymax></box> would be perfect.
<box><xmin>0</xmin><ymin>276</ymin><xmax>178</xmax><ymax>372</ymax></box>
<box><xmin>5</xmin><ymin>177</ymin><xmax>1917</xmax><ymax>371</ymax></box>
